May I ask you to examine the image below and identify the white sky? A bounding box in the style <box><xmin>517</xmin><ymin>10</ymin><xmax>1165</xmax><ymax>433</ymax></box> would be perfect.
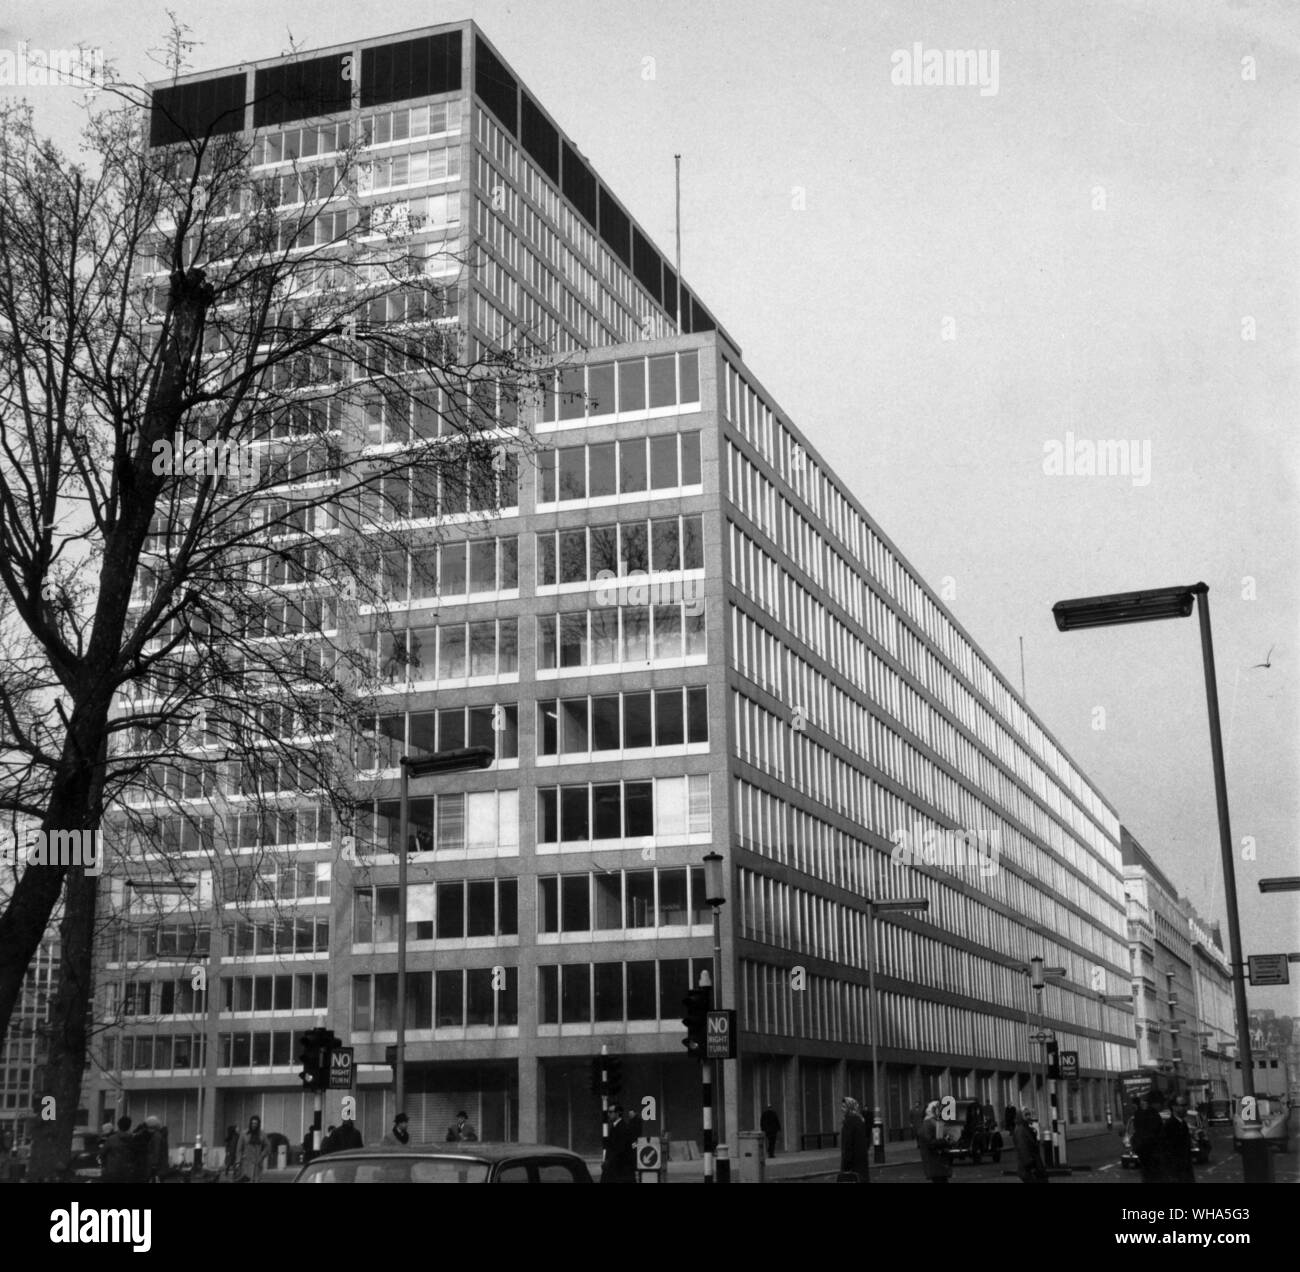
<box><xmin>3</xmin><ymin>0</ymin><xmax>1297</xmax><ymax>1018</ymax></box>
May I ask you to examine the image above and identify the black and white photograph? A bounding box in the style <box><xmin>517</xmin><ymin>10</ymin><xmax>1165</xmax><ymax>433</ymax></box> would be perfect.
<box><xmin>0</xmin><ymin>0</ymin><xmax>1295</xmax><ymax>1243</ymax></box>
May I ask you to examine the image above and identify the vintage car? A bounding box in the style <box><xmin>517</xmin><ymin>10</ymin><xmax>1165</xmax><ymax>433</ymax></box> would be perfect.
<box><xmin>940</xmin><ymin>1099</ymin><xmax>1003</xmax><ymax>1164</ymax></box>
<box><xmin>1120</xmin><ymin>1109</ymin><xmax>1211</xmax><ymax>1168</ymax></box>
<box><xmin>293</xmin><ymin>1142</ymin><xmax>594</xmax><ymax>1183</ymax></box>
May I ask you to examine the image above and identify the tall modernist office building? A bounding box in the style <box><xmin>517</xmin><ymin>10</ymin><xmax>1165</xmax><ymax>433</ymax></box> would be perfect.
<box><xmin>89</xmin><ymin>21</ymin><xmax>1136</xmax><ymax>1156</ymax></box>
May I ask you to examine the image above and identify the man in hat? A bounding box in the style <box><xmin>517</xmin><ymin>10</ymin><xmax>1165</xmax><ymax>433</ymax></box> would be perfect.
<box><xmin>445</xmin><ymin>1110</ymin><xmax>477</xmax><ymax>1142</ymax></box>
<box><xmin>1130</xmin><ymin>1091</ymin><xmax>1167</xmax><ymax>1183</ymax></box>
<box><xmin>383</xmin><ymin>1112</ymin><xmax>411</xmax><ymax>1146</ymax></box>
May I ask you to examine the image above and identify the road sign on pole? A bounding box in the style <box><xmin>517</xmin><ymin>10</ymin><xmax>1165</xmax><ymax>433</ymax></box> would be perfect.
<box><xmin>328</xmin><ymin>1047</ymin><xmax>355</xmax><ymax>1090</ymax></box>
<box><xmin>1247</xmin><ymin>955</ymin><xmax>1290</xmax><ymax>986</ymax></box>
<box><xmin>705</xmin><ymin>1010</ymin><xmax>736</xmax><ymax>1059</ymax></box>
<box><xmin>1060</xmin><ymin>1050</ymin><xmax>1079</xmax><ymax>1080</ymax></box>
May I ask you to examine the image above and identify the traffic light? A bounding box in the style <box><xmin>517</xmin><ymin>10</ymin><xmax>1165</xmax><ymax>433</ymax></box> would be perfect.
<box><xmin>681</xmin><ymin>988</ymin><xmax>711</xmax><ymax>1059</ymax></box>
<box><xmin>1045</xmin><ymin>1040</ymin><xmax>1060</xmax><ymax>1080</ymax></box>
<box><xmin>298</xmin><ymin>1028</ymin><xmax>330</xmax><ymax>1091</ymax></box>
<box><xmin>605</xmin><ymin>1054</ymin><xmax>623</xmax><ymax>1098</ymax></box>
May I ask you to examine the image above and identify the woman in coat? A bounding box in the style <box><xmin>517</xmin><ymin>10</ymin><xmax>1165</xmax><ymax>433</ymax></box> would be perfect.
<box><xmin>1013</xmin><ymin>1107</ymin><xmax>1049</xmax><ymax>1183</ymax></box>
<box><xmin>839</xmin><ymin>1097</ymin><xmax>871</xmax><ymax>1182</ymax></box>
<box><xmin>235</xmin><ymin>1115</ymin><xmax>270</xmax><ymax>1183</ymax></box>
<box><xmin>918</xmin><ymin>1100</ymin><xmax>953</xmax><ymax>1183</ymax></box>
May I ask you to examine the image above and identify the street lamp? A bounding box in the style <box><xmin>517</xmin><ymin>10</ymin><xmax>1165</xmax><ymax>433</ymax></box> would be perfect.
<box><xmin>1051</xmin><ymin>582</ymin><xmax>1271</xmax><ymax>1183</ymax></box>
<box><xmin>1259</xmin><ymin>878</ymin><xmax>1300</xmax><ymax>893</ymax></box>
<box><xmin>395</xmin><ymin>746</ymin><xmax>494</xmax><ymax>1115</ymax></box>
<box><xmin>1013</xmin><ymin>958</ymin><xmax>1065</xmax><ymax>1159</ymax></box>
<box><xmin>866</xmin><ymin>897</ymin><xmax>928</xmax><ymax>1162</ymax></box>
<box><xmin>1098</xmin><ymin>993</ymin><xmax>1135</xmax><ymax>1128</ymax></box>
<box><xmin>701</xmin><ymin>852</ymin><xmax>727</xmax><ymax>1181</ymax></box>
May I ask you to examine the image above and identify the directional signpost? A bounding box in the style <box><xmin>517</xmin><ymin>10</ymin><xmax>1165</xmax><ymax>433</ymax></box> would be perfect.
<box><xmin>1248</xmin><ymin>954</ymin><xmax>1290</xmax><ymax>987</ymax></box>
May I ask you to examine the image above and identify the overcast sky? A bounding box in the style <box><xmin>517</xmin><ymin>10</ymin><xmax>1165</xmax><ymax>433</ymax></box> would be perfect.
<box><xmin>3</xmin><ymin>0</ymin><xmax>1296</xmax><ymax>1018</ymax></box>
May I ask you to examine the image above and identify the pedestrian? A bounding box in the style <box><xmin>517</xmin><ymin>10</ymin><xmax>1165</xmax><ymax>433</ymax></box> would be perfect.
<box><xmin>600</xmin><ymin>1105</ymin><xmax>636</xmax><ymax>1183</ymax></box>
<box><xmin>384</xmin><ymin>1112</ymin><xmax>411</xmax><ymax>1145</ymax></box>
<box><xmin>234</xmin><ymin>1115</ymin><xmax>270</xmax><ymax>1183</ymax></box>
<box><xmin>1162</xmin><ymin>1099</ymin><xmax>1195</xmax><ymax>1184</ymax></box>
<box><xmin>445</xmin><ymin>1110</ymin><xmax>476</xmax><ymax>1142</ymax></box>
<box><xmin>839</xmin><ymin>1097</ymin><xmax>871</xmax><ymax>1182</ymax></box>
<box><xmin>100</xmin><ymin>1116</ymin><xmax>137</xmax><ymax>1184</ymax></box>
<box><xmin>910</xmin><ymin>1102</ymin><xmax>925</xmax><ymax>1141</ymax></box>
<box><xmin>333</xmin><ymin>1117</ymin><xmax>363</xmax><ymax>1151</ymax></box>
<box><xmin>222</xmin><ymin>1125</ymin><xmax>240</xmax><ymax>1177</ymax></box>
<box><xmin>1013</xmin><ymin>1107</ymin><xmax>1048</xmax><ymax>1183</ymax></box>
<box><xmin>1130</xmin><ymin>1091</ymin><xmax>1166</xmax><ymax>1184</ymax></box>
<box><xmin>760</xmin><ymin>1104</ymin><xmax>781</xmax><ymax>1157</ymax></box>
<box><xmin>918</xmin><ymin>1100</ymin><xmax>953</xmax><ymax>1184</ymax></box>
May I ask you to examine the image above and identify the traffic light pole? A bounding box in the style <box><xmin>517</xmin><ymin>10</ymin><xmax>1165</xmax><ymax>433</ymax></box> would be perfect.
<box><xmin>599</xmin><ymin>1044</ymin><xmax>609</xmax><ymax>1171</ymax></box>
<box><xmin>701</xmin><ymin>1058</ymin><xmax>715</xmax><ymax>1183</ymax></box>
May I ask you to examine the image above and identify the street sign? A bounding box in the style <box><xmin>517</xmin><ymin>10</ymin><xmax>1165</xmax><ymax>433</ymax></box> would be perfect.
<box><xmin>1247</xmin><ymin>954</ymin><xmax>1290</xmax><ymax>986</ymax></box>
<box><xmin>1060</xmin><ymin>1050</ymin><xmax>1079</xmax><ymax>1080</ymax></box>
<box><xmin>705</xmin><ymin>1009</ymin><xmax>736</xmax><ymax>1059</ymax></box>
<box><xmin>635</xmin><ymin>1137</ymin><xmax>662</xmax><ymax>1172</ymax></box>
<box><xmin>1030</xmin><ymin>1031</ymin><xmax>1054</xmax><ymax>1042</ymax></box>
<box><xmin>328</xmin><ymin>1046</ymin><xmax>354</xmax><ymax>1090</ymax></box>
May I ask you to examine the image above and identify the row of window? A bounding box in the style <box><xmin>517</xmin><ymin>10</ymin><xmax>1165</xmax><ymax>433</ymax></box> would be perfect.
<box><xmin>220</xmin><ymin>972</ymin><xmax>330</xmax><ymax>1014</ymax></box>
<box><xmin>352</xmin><ymin>791</ymin><xmax>519</xmax><ymax>858</ymax></box>
<box><xmin>134</xmin><ymin>807</ymin><xmax>332</xmax><ymax>857</ymax></box>
<box><xmin>361</xmin><ymin>536</ymin><xmax>519</xmax><ymax>604</ymax></box>
<box><xmin>102</xmin><ymin>1034</ymin><xmax>207</xmax><ymax>1074</ymax></box>
<box><xmin>354</xmin><ymin>879</ymin><xmax>519</xmax><ymax>943</ymax></box>
<box><xmin>375</xmin><ymin>619</ymin><xmax>519</xmax><ymax>682</ymax></box>
<box><xmin>361</xmin><ymin>382</ymin><xmax>521</xmax><ymax>443</ymax></box>
<box><xmin>220</xmin><ymin>860</ymin><xmax>331</xmax><ymax>905</ymax></box>
<box><xmin>108</xmin><ymin>922</ymin><xmax>211</xmax><ymax>965</ymax></box>
<box><xmin>537</xmin><ymin>516</ymin><xmax>704</xmax><ymax>585</ymax></box>
<box><xmin>364</xmin><ymin>100</ymin><xmax>462</xmax><ymax>149</ymax></box>
<box><xmin>358</xmin><ymin>706</ymin><xmax>519</xmax><ymax>769</ymax></box>
<box><xmin>537</xmin><ymin>957</ymin><xmax>709</xmax><ymax>1025</ymax></box>
<box><xmin>221</xmin><ymin>917</ymin><xmax>331</xmax><ymax>959</ymax></box>
<box><xmin>360</xmin><ymin>145</ymin><xmax>460</xmax><ymax>195</ymax></box>
<box><xmin>537</xmin><ymin>775</ymin><xmax>710</xmax><ymax>845</ymax></box>
<box><xmin>539</xmin><ymin>352</ymin><xmax>701</xmax><ymax>424</ymax></box>
<box><xmin>537</xmin><ymin>603</ymin><xmax>708</xmax><ymax>670</ymax></box>
<box><xmin>359</xmin><ymin>457</ymin><xmax>518</xmax><ymax>523</ymax></box>
<box><xmin>538</xmin><ymin>689</ymin><xmax>708</xmax><ymax>756</ymax></box>
<box><xmin>352</xmin><ymin>968</ymin><xmax>518</xmax><ymax>1031</ymax></box>
<box><xmin>252</xmin><ymin>121</ymin><xmax>353</xmax><ymax>167</ymax></box>
<box><xmin>538</xmin><ymin>867</ymin><xmax>709</xmax><ymax>933</ymax></box>
<box><xmin>115</xmin><ymin>980</ymin><xmax>205</xmax><ymax>1018</ymax></box>
<box><xmin>538</xmin><ymin>433</ymin><xmax>701</xmax><ymax>503</ymax></box>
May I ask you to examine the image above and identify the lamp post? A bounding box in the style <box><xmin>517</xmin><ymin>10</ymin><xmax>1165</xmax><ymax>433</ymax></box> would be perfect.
<box><xmin>1052</xmin><ymin>582</ymin><xmax>1270</xmax><ymax>1182</ymax></box>
<box><xmin>1259</xmin><ymin>878</ymin><xmax>1300</xmax><ymax>893</ymax></box>
<box><xmin>701</xmin><ymin>852</ymin><xmax>727</xmax><ymax>1180</ymax></box>
<box><xmin>395</xmin><ymin>746</ymin><xmax>494</xmax><ymax>1116</ymax></box>
<box><xmin>1012</xmin><ymin>957</ymin><xmax>1065</xmax><ymax>1158</ymax></box>
<box><xmin>865</xmin><ymin>897</ymin><xmax>928</xmax><ymax>1162</ymax></box>
<box><xmin>1098</xmin><ymin>993</ymin><xmax>1135</xmax><ymax>1128</ymax></box>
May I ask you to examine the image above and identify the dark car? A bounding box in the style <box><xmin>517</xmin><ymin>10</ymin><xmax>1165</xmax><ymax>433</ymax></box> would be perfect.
<box><xmin>293</xmin><ymin>1143</ymin><xmax>594</xmax><ymax>1183</ymax></box>
<box><xmin>67</xmin><ymin>1131</ymin><xmax>106</xmax><ymax>1182</ymax></box>
<box><xmin>1121</xmin><ymin>1110</ymin><xmax>1210</xmax><ymax>1168</ymax></box>
<box><xmin>941</xmin><ymin>1099</ymin><xmax>1003</xmax><ymax>1164</ymax></box>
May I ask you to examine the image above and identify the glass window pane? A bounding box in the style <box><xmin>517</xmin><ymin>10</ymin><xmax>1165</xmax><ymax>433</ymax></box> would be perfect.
<box><xmin>680</xmin><ymin>432</ymin><xmax>701</xmax><ymax>485</ymax></box>
<box><xmin>684</xmin><ymin>607</ymin><xmax>707</xmax><ymax>656</ymax></box>
<box><xmin>591</xmin><ymin>696</ymin><xmax>620</xmax><ymax>751</ymax></box>
<box><xmin>653</xmin><ymin>604</ymin><xmax>682</xmax><ymax>659</ymax></box>
<box><xmin>618</xmin><ymin>358</ymin><xmax>645</xmax><ymax>412</ymax></box>
<box><xmin>561</xmin><ymin>965</ymin><xmax>591</xmax><ymax>1023</ymax></box>
<box><xmin>594</xmin><ymin>873</ymin><xmax>622</xmax><ymax>930</ymax></box>
<box><xmin>658</xmin><ymin>869</ymin><xmax>688</xmax><ymax>925</ymax></box>
<box><xmin>469</xmin><ymin>622</ymin><xmax>496</xmax><ymax>675</ymax></box>
<box><xmin>588</xmin><ymin>364</ymin><xmax>616</xmax><ymax>415</ymax></box>
<box><xmin>690</xmin><ymin>867</ymin><xmax>709</xmax><ymax>924</ymax></box>
<box><xmin>436</xmin><ymin>794</ymin><xmax>465</xmax><ymax>850</ymax></box>
<box><xmin>437</xmin><ymin>882</ymin><xmax>464</xmax><ymax>938</ymax></box>
<box><xmin>435</xmin><ymin>970</ymin><xmax>463</xmax><ymax>1026</ymax></box>
<box><xmin>500</xmin><ymin>537</ymin><xmax>518</xmax><ymax>589</ymax></box>
<box><xmin>539</xmin><ymin>876</ymin><xmax>559</xmax><ymax>932</ymax></box>
<box><xmin>560</xmin><ymin>786</ymin><xmax>589</xmax><ymax>841</ymax></box>
<box><xmin>439</xmin><ymin>626</ymin><xmax>467</xmax><ymax>678</ymax></box>
<box><xmin>558</xmin><ymin>447</ymin><xmax>586</xmax><ymax>500</ymax></box>
<box><xmin>592</xmin><ymin>783</ymin><xmax>622</xmax><ymax>839</ymax></box>
<box><xmin>561</xmin><ymin>874</ymin><xmax>590</xmax><ymax>931</ymax></box>
<box><xmin>469</xmin><ymin>540</ymin><xmax>496</xmax><ymax>592</ymax></box>
<box><xmin>561</xmin><ymin>698</ymin><xmax>589</xmax><ymax>754</ymax></box>
<box><xmin>438</xmin><ymin>708</ymin><xmax>465</xmax><ymax>750</ymax></box>
<box><xmin>623</xmin><ymin>693</ymin><xmax>652</xmax><ymax>748</ymax></box>
<box><xmin>650</xmin><ymin>518</ymin><xmax>680</xmax><ymax>571</ymax></box>
<box><xmin>499</xmin><ymin>880</ymin><xmax>517</xmax><ymax>935</ymax></box>
<box><xmin>621</xmin><ymin>607</ymin><xmax>650</xmax><ymax>663</ymax></box>
<box><xmin>539</xmin><ymin>700</ymin><xmax>558</xmax><ymax>755</ymax></box>
<box><xmin>594</xmin><ymin>963</ymin><xmax>623</xmax><ymax>1022</ymax></box>
<box><xmin>627</xmin><ymin>961</ymin><xmax>656</xmax><ymax>1019</ymax></box>
<box><xmin>466</xmin><ymin>969</ymin><xmax>494</xmax><ymax>1025</ymax></box>
<box><xmin>440</xmin><ymin>542</ymin><xmax>466</xmax><ymax>595</ymax></box>
<box><xmin>539</xmin><ymin>450</ymin><xmax>556</xmax><ymax>503</ymax></box>
<box><xmin>687</xmin><ymin>687</ymin><xmax>709</xmax><ymax>742</ymax></box>
<box><xmin>559</xmin><ymin>530</ymin><xmax>587</xmax><ymax>583</ymax></box>
<box><xmin>589</xmin><ymin>524</ymin><xmax>619</xmax><ymax>576</ymax></box>
<box><xmin>620</xmin><ymin>522</ymin><xmax>648</xmax><ymax>574</ymax></box>
<box><xmin>655</xmin><ymin>690</ymin><xmax>684</xmax><ymax>746</ymax></box>
<box><xmin>539</xmin><ymin>789</ymin><xmax>558</xmax><ymax>842</ymax></box>
<box><xmin>539</xmin><ymin>965</ymin><xmax>559</xmax><ymax>1024</ymax></box>
<box><xmin>648</xmin><ymin>355</ymin><xmax>676</xmax><ymax>408</ymax></box>
<box><xmin>679</xmin><ymin>351</ymin><xmax>699</xmax><ymax>402</ymax></box>
<box><xmin>658</xmin><ymin>959</ymin><xmax>690</xmax><ymax>1021</ymax></box>
<box><xmin>588</xmin><ymin>442</ymin><xmax>616</xmax><ymax>496</ymax></box>
<box><xmin>499</xmin><ymin>620</ymin><xmax>519</xmax><ymax>672</ymax></box>
<box><xmin>625</xmin><ymin>782</ymin><xmax>654</xmax><ymax>836</ymax></box>
<box><xmin>558</xmin><ymin>367</ymin><xmax>584</xmax><ymax>420</ymax></box>
<box><xmin>625</xmin><ymin>871</ymin><xmax>654</xmax><ymax>928</ymax></box>
<box><xmin>682</xmin><ymin>516</ymin><xmax>704</xmax><ymax>570</ymax></box>
<box><xmin>538</xmin><ymin>533</ymin><xmax>556</xmax><ymax>586</ymax></box>
<box><xmin>467</xmin><ymin>880</ymin><xmax>496</xmax><ymax>937</ymax></box>
<box><xmin>560</xmin><ymin>613</ymin><xmax>588</xmax><ymax>667</ymax></box>
<box><xmin>650</xmin><ymin>435</ymin><xmax>677</xmax><ymax>489</ymax></box>
<box><xmin>538</xmin><ymin>616</ymin><xmax>557</xmax><ymax>670</ymax></box>
<box><xmin>590</xmin><ymin>610</ymin><xmax>619</xmax><ymax>665</ymax></box>
<box><xmin>618</xmin><ymin>439</ymin><xmax>647</xmax><ymax>493</ymax></box>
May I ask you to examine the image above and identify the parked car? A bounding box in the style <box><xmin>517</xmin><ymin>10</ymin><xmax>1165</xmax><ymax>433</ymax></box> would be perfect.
<box><xmin>1233</xmin><ymin>1098</ymin><xmax>1289</xmax><ymax>1152</ymax></box>
<box><xmin>1204</xmin><ymin>1099</ymin><xmax>1232</xmax><ymax>1126</ymax></box>
<box><xmin>66</xmin><ymin>1131</ymin><xmax>106</xmax><ymax>1182</ymax></box>
<box><xmin>294</xmin><ymin>1143</ymin><xmax>594</xmax><ymax>1183</ymax></box>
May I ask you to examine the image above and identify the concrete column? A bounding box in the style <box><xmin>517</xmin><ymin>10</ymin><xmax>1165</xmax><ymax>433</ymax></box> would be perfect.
<box><xmin>518</xmin><ymin>1055</ymin><xmax>541</xmax><ymax>1142</ymax></box>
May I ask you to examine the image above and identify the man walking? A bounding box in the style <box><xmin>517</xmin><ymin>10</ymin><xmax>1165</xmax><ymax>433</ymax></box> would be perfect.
<box><xmin>1013</xmin><ymin>1106</ymin><xmax>1048</xmax><ymax>1183</ymax></box>
<box><xmin>760</xmin><ymin>1104</ymin><xmax>781</xmax><ymax>1158</ymax></box>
